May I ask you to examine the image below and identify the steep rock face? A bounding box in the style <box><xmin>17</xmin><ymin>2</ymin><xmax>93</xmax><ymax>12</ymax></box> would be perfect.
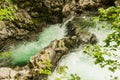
<box><xmin>15</xmin><ymin>0</ymin><xmax>115</xmax><ymax>23</ymax></box>
<box><xmin>16</xmin><ymin>0</ymin><xmax>64</xmax><ymax>23</ymax></box>
<box><xmin>0</xmin><ymin>9</ymin><xmax>32</xmax><ymax>40</ymax></box>
<box><xmin>0</xmin><ymin>1</ymin><xmax>47</xmax><ymax>52</ymax></box>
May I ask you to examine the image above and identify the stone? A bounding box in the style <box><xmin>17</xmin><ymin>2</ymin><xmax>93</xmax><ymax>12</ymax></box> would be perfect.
<box><xmin>66</xmin><ymin>14</ymin><xmax>98</xmax><ymax>44</ymax></box>
<box><xmin>0</xmin><ymin>67</ymin><xmax>17</xmax><ymax>80</ymax></box>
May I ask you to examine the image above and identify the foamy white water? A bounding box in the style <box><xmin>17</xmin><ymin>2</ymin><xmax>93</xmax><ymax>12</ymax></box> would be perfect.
<box><xmin>48</xmin><ymin>19</ymin><xmax>120</xmax><ymax>80</ymax></box>
<box><xmin>49</xmin><ymin>49</ymin><xmax>120</xmax><ymax>80</ymax></box>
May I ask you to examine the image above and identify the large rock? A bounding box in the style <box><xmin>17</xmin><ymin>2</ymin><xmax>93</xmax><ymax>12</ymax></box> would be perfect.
<box><xmin>14</xmin><ymin>36</ymin><xmax>79</xmax><ymax>80</ymax></box>
<box><xmin>0</xmin><ymin>1</ymin><xmax>47</xmax><ymax>52</ymax></box>
<box><xmin>14</xmin><ymin>32</ymin><xmax>97</xmax><ymax>80</ymax></box>
<box><xmin>66</xmin><ymin>15</ymin><xmax>98</xmax><ymax>44</ymax></box>
<box><xmin>0</xmin><ymin>67</ymin><xmax>17</xmax><ymax>80</ymax></box>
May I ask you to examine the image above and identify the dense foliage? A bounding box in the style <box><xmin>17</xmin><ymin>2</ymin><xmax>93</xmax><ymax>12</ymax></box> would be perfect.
<box><xmin>93</xmin><ymin>6</ymin><xmax>120</xmax><ymax>48</ymax></box>
<box><xmin>83</xmin><ymin>44</ymin><xmax>120</xmax><ymax>72</ymax></box>
<box><xmin>0</xmin><ymin>0</ymin><xmax>17</xmax><ymax>21</ymax></box>
<box><xmin>39</xmin><ymin>59</ymin><xmax>52</xmax><ymax>75</ymax></box>
<box><xmin>0</xmin><ymin>6</ymin><xmax>16</xmax><ymax>20</ymax></box>
<box><xmin>55</xmin><ymin>66</ymin><xmax>81</xmax><ymax>80</ymax></box>
<box><xmin>83</xmin><ymin>6</ymin><xmax>120</xmax><ymax>79</ymax></box>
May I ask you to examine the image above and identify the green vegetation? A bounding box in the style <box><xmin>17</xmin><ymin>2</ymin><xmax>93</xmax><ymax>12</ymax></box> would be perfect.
<box><xmin>69</xmin><ymin>74</ymin><xmax>81</xmax><ymax>80</ymax></box>
<box><xmin>0</xmin><ymin>6</ymin><xmax>17</xmax><ymax>20</ymax></box>
<box><xmin>77</xmin><ymin>18</ymin><xmax>95</xmax><ymax>29</ymax></box>
<box><xmin>83</xmin><ymin>44</ymin><xmax>120</xmax><ymax>72</ymax></box>
<box><xmin>0</xmin><ymin>51</ymin><xmax>12</xmax><ymax>58</ymax></box>
<box><xmin>0</xmin><ymin>0</ymin><xmax>17</xmax><ymax>21</ymax></box>
<box><xmin>39</xmin><ymin>59</ymin><xmax>52</xmax><ymax>75</ymax></box>
<box><xmin>55</xmin><ymin>66</ymin><xmax>81</xmax><ymax>80</ymax></box>
<box><xmin>110</xmin><ymin>75</ymin><xmax>118</xmax><ymax>80</ymax></box>
<box><xmin>83</xmin><ymin>6</ymin><xmax>120</xmax><ymax>73</ymax></box>
<box><xmin>57</xmin><ymin>66</ymin><xmax>68</xmax><ymax>75</ymax></box>
<box><xmin>93</xmin><ymin>6</ymin><xmax>120</xmax><ymax>48</ymax></box>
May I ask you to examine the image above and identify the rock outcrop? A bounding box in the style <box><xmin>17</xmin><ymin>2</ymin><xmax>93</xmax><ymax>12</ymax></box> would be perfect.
<box><xmin>0</xmin><ymin>1</ymin><xmax>47</xmax><ymax>52</ymax></box>
<box><xmin>0</xmin><ymin>67</ymin><xmax>17</xmax><ymax>80</ymax></box>
<box><xmin>66</xmin><ymin>15</ymin><xmax>98</xmax><ymax>44</ymax></box>
<box><xmin>15</xmin><ymin>0</ymin><xmax>115</xmax><ymax>22</ymax></box>
<box><xmin>14</xmin><ymin>31</ymin><xmax>97</xmax><ymax>80</ymax></box>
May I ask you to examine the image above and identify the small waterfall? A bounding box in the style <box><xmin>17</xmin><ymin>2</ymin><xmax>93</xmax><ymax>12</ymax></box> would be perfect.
<box><xmin>11</xmin><ymin>16</ymin><xmax>74</xmax><ymax>66</ymax></box>
<box><xmin>48</xmin><ymin>18</ymin><xmax>120</xmax><ymax>80</ymax></box>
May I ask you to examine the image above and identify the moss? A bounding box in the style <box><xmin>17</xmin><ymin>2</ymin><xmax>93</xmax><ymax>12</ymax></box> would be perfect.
<box><xmin>38</xmin><ymin>59</ymin><xmax>52</xmax><ymax>75</ymax></box>
<box><xmin>0</xmin><ymin>51</ymin><xmax>12</xmax><ymax>59</ymax></box>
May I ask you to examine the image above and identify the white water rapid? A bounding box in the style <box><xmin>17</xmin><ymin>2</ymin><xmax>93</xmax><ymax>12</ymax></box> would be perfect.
<box><xmin>48</xmin><ymin>19</ymin><xmax>120</xmax><ymax>80</ymax></box>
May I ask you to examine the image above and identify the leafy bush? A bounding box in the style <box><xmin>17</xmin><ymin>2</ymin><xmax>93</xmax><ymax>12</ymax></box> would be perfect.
<box><xmin>38</xmin><ymin>59</ymin><xmax>52</xmax><ymax>75</ymax></box>
<box><xmin>57</xmin><ymin>66</ymin><xmax>68</xmax><ymax>75</ymax></box>
<box><xmin>0</xmin><ymin>6</ymin><xmax>16</xmax><ymax>20</ymax></box>
<box><xmin>0</xmin><ymin>51</ymin><xmax>12</xmax><ymax>58</ymax></box>
<box><xmin>55</xmin><ymin>66</ymin><xmax>81</xmax><ymax>80</ymax></box>
<box><xmin>0</xmin><ymin>0</ymin><xmax>17</xmax><ymax>21</ymax></box>
<box><xmin>83</xmin><ymin>7</ymin><xmax>120</xmax><ymax>78</ymax></box>
<box><xmin>83</xmin><ymin>44</ymin><xmax>120</xmax><ymax>72</ymax></box>
<box><xmin>93</xmin><ymin>6</ymin><xmax>120</xmax><ymax>48</ymax></box>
